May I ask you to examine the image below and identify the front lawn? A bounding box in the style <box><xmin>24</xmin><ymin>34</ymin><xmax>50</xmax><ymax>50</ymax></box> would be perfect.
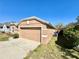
<box><xmin>0</xmin><ymin>32</ymin><xmax>10</xmax><ymax>41</ymax></box>
<box><xmin>24</xmin><ymin>37</ymin><xmax>63</xmax><ymax>59</ymax></box>
<box><xmin>24</xmin><ymin>37</ymin><xmax>79</xmax><ymax>59</ymax></box>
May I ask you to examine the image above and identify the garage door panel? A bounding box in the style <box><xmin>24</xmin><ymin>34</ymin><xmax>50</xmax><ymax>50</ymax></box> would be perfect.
<box><xmin>20</xmin><ymin>28</ymin><xmax>41</xmax><ymax>42</ymax></box>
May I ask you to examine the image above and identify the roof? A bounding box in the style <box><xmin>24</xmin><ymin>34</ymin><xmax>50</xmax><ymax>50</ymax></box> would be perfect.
<box><xmin>18</xmin><ymin>16</ymin><xmax>55</xmax><ymax>29</ymax></box>
<box><xmin>0</xmin><ymin>23</ymin><xmax>10</xmax><ymax>27</ymax></box>
<box><xmin>0</xmin><ymin>22</ymin><xmax>17</xmax><ymax>27</ymax></box>
<box><xmin>10</xmin><ymin>23</ymin><xmax>18</xmax><ymax>26</ymax></box>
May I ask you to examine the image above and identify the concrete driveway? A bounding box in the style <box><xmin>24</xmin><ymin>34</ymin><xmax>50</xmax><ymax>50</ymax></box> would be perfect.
<box><xmin>0</xmin><ymin>38</ymin><xmax>40</xmax><ymax>59</ymax></box>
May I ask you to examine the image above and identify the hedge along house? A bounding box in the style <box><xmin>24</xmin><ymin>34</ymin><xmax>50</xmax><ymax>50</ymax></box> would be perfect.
<box><xmin>18</xmin><ymin>16</ymin><xmax>56</xmax><ymax>44</ymax></box>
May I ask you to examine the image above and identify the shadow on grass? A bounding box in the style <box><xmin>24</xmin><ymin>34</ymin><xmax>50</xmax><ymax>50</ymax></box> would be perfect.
<box><xmin>56</xmin><ymin>42</ymin><xmax>79</xmax><ymax>59</ymax></box>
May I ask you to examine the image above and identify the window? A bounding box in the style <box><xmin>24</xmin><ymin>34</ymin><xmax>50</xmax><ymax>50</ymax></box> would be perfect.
<box><xmin>42</xmin><ymin>35</ymin><xmax>47</xmax><ymax>37</ymax></box>
<box><xmin>12</xmin><ymin>27</ymin><xmax>14</xmax><ymax>32</ymax></box>
<box><xmin>0</xmin><ymin>26</ymin><xmax>3</xmax><ymax>29</ymax></box>
<box><xmin>27</xmin><ymin>21</ymin><xmax>29</xmax><ymax>24</ymax></box>
<box><xmin>7</xmin><ymin>26</ymin><xmax>10</xmax><ymax>28</ymax></box>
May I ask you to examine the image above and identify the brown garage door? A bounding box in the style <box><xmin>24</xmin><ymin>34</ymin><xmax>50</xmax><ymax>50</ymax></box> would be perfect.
<box><xmin>20</xmin><ymin>27</ymin><xmax>41</xmax><ymax>42</ymax></box>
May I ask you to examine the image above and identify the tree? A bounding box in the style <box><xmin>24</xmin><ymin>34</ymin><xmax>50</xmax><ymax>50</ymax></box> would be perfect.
<box><xmin>65</xmin><ymin>16</ymin><xmax>79</xmax><ymax>29</ymax></box>
<box><xmin>65</xmin><ymin>22</ymin><xmax>75</xmax><ymax>29</ymax></box>
<box><xmin>55</xmin><ymin>23</ymin><xmax>64</xmax><ymax>30</ymax></box>
<box><xmin>57</xmin><ymin>26</ymin><xmax>79</xmax><ymax>49</ymax></box>
<box><xmin>76</xmin><ymin>16</ymin><xmax>79</xmax><ymax>24</ymax></box>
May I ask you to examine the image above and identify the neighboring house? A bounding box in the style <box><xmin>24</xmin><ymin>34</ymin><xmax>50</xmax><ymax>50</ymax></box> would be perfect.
<box><xmin>0</xmin><ymin>24</ymin><xmax>10</xmax><ymax>32</ymax></box>
<box><xmin>18</xmin><ymin>16</ymin><xmax>56</xmax><ymax>44</ymax></box>
<box><xmin>0</xmin><ymin>23</ymin><xmax>18</xmax><ymax>33</ymax></box>
<box><xmin>10</xmin><ymin>24</ymin><xmax>18</xmax><ymax>33</ymax></box>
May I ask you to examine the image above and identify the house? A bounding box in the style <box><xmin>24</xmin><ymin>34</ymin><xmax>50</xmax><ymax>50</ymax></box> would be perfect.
<box><xmin>0</xmin><ymin>23</ymin><xmax>10</xmax><ymax>32</ymax></box>
<box><xmin>10</xmin><ymin>24</ymin><xmax>18</xmax><ymax>33</ymax></box>
<box><xmin>0</xmin><ymin>23</ymin><xmax>18</xmax><ymax>33</ymax></box>
<box><xmin>18</xmin><ymin>16</ymin><xmax>56</xmax><ymax>44</ymax></box>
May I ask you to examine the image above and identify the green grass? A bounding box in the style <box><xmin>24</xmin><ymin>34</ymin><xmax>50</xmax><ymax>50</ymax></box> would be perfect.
<box><xmin>0</xmin><ymin>33</ymin><xmax>10</xmax><ymax>41</ymax></box>
<box><xmin>24</xmin><ymin>37</ymin><xmax>64</xmax><ymax>59</ymax></box>
<box><xmin>24</xmin><ymin>37</ymin><xmax>79</xmax><ymax>59</ymax></box>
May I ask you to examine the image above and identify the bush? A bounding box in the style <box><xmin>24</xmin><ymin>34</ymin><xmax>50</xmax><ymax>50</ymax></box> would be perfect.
<box><xmin>12</xmin><ymin>33</ymin><xmax>19</xmax><ymax>39</ymax></box>
<box><xmin>56</xmin><ymin>25</ymin><xmax>79</xmax><ymax>49</ymax></box>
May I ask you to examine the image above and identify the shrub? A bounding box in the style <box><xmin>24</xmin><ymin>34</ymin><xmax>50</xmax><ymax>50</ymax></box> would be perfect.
<box><xmin>57</xmin><ymin>25</ymin><xmax>79</xmax><ymax>49</ymax></box>
<box><xmin>12</xmin><ymin>33</ymin><xmax>19</xmax><ymax>39</ymax></box>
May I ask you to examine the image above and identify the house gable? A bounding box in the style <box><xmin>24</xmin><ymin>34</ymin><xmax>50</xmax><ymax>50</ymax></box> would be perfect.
<box><xmin>18</xmin><ymin>19</ymin><xmax>47</xmax><ymax>29</ymax></box>
<box><xmin>18</xmin><ymin>16</ymin><xmax>55</xmax><ymax>29</ymax></box>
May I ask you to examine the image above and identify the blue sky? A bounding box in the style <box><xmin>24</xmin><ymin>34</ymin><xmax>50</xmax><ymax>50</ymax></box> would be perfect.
<box><xmin>0</xmin><ymin>0</ymin><xmax>79</xmax><ymax>25</ymax></box>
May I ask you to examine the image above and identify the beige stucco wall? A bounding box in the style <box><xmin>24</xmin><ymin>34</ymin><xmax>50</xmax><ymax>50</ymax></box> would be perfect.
<box><xmin>18</xmin><ymin>19</ymin><xmax>55</xmax><ymax>44</ymax></box>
